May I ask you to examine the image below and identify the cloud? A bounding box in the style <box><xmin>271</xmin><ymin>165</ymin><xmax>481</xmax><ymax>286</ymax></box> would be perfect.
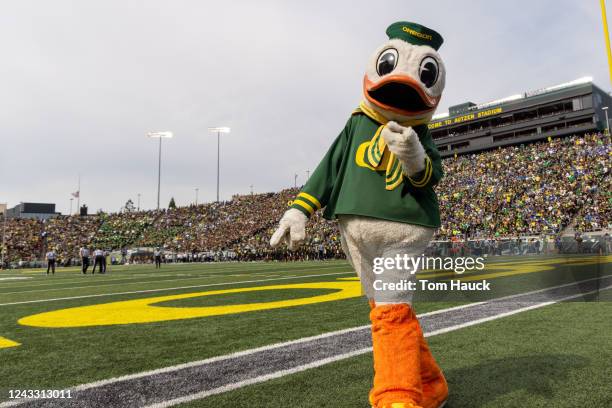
<box><xmin>1</xmin><ymin>0</ymin><xmax>609</xmax><ymax>213</ymax></box>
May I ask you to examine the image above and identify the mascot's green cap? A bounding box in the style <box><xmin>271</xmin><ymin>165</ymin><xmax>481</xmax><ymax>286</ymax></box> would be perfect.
<box><xmin>386</xmin><ymin>21</ymin><xmax>443</xmax><ymax>50</ymax></box>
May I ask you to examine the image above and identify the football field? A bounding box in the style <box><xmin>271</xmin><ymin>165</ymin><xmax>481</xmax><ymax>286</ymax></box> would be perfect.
<box><xmin>0</xmin><ymin>256</ymin><xmax>611</xmax><ymax>407</ymax></box>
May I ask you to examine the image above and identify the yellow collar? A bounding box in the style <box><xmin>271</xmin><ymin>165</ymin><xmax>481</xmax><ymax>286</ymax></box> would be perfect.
<box><xmin>352</xmin><ymin>102</ymin><xmax>431</xmax><ymax>191</ymax></box>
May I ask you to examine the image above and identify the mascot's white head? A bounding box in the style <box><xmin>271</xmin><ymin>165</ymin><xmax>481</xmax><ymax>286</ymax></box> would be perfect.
<box><xmin>363</xmin><ymin>21</ymin><xmax>446</xmax><ymax>123</ymax></box>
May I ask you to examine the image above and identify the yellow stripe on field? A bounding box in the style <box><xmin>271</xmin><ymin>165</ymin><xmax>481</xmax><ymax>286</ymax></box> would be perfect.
<box><xmin>415</xmin><ymin>256</ymin><xmax>612</xmax><ymax>281</ymax></box>
<box><xmin>18</xmin><ymin>279</ymin><xmax>363</xmax><ymax>328</ymax></box>
<box><xmin>0</xmin><ymin>336</ymin><xmax>20</xmax><ymax>349</ymax></box>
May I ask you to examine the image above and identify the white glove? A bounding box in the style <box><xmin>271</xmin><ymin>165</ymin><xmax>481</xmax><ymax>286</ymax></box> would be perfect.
<box><xmin>380</xmin><ymin>121</ymin><xmax>426</xmax><ymax>176</ymax></box>
<box><xmin>269</xmin><ymin>208</ymin><xmax>308</xmax><ymax>250</ymax></box>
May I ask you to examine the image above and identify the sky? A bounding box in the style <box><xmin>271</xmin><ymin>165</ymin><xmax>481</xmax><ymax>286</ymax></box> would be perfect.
<box><xmin>0</xmin><ymin>0</ymin><xmax>609</xmax><ymax>214</ymax></box>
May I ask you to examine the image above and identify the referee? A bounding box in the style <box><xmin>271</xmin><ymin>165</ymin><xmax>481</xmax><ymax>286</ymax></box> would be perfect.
<box><xmin>92</xmin><ymin>248</ymin><xmax>104</xmax><ymax>274</ymax></box>
<box><xmin>154</xmin><ymin>248</ymin><xmax>162</xmax><ymax>269</ymax></box>
<box><xmin>46</xmin><ymin>250</ymin><xmax>56</xmax><ymax>275</ymax></box>
<box><xmin>80</xmin><ymin>246</ymin><xmax>90</xmax><ymax>274</ymax></box>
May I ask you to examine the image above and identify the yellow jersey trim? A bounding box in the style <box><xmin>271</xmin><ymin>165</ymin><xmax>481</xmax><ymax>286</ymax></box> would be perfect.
<box><xmin>408</xmin><ymin>156</ymin><xmax>432</xmax><ymax>187</ymax></box>
<box><xmin>293</xmin><ymin>199</ymin><xmax>315</xmax><ymax>215</ymax></box>
<box><xmin>297</xmin><ymin>192</ymin><xmax>321</xmax><ymax>209</ymax></box>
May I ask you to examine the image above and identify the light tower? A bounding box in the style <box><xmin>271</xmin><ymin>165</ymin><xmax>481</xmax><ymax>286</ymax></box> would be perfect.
<box><xmin>207</xmin><ymin>127</ymin><xmax>231</xmax><ymax>202</ymax></box>
<box><xmin>147</xmin><ymin>131</ymin><xmax>174</xmax><ymax>210</ymax></box>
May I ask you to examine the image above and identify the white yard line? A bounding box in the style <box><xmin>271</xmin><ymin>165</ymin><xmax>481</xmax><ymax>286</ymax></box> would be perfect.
<box><xmin>143</xmin><ymin>347</ymin><xmax>374</xmax><ymax>408</ymax></box>
<box><xmin>0</xmin><ymin>271</ymin><xmax>353</xmax><ymax>306</ymax></box>
<box><xmin>0</xmin><ymin>278</ymin><xmax>609</xmax><ymax>408</ymax></box>
<box><xmin>424</xmin><ymin>284</ymin><xmax>612</xmax><ymax>337</ymax></box>
<box><xmin>0</xmin><ymin>264</ymin><xmax>348</xmax><ymax>290</ymax></box>
<box><xmin>14</xmin><ymin>261</ymin><xmax>346</xmax><ymax>277</ymax></box>
<box><xmin>142</xmin><ymin>285</ymin><xmax>612</xmax><ymax>408</ymax></box>
<box><xmin>0</xmin><ymin>272</ymin><xmax>328</xmax><ymax>295</ymax></box>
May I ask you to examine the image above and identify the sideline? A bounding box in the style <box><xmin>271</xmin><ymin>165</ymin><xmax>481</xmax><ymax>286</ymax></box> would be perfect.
<box><xmin>2</xmin><ymin>275</ymin><xmax>609</xmax><ymax>408</ymax></box>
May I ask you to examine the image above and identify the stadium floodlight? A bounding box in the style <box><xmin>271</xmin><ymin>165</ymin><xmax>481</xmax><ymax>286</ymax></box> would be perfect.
<box><xmin>208</xmin><ymin>127</ymin><xmax>231</xmax><ymax>202</ymax></box>
<box><xmin>476</xmin><ymin>94</ymin><xmax>524</xmax><ymax>110</ymax></box>
<box><xmin>603</xmin><ymin>107</ymin><xmax>610</xmax><ymax>136</ymax></box>
<box><xmin>432</xmin><ymin>112</ymin><xmax>449</xmax><ymax>120</ymax></box>
<box><xmin>147</xmin><ymin>131</ymin><xmax>174</xmax><ymax>210</ymax></box>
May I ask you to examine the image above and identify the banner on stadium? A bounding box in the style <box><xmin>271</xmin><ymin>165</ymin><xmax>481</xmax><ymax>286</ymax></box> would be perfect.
<box><xmin>428</xmin><ymin>107</ymin><xmax>503</xmax><ymax>129</ymax></box>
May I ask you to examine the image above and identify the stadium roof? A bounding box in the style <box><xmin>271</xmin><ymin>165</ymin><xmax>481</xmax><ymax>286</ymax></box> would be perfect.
<box><xmin>433</xmin><ymin>76</ymin><xmax>594</xmax><ymax>120</ymax></box>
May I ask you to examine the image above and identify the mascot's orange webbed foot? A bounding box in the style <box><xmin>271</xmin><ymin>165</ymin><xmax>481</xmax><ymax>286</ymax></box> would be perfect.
<box><xmin>411</xmin><ymin>309</ymin><xmax>448</xmax><ymax>408</ymax></box>
<box><xmin>369</xmin><ymin>303</ymin><xmax>423</xmax><ymax>408</ymax></box>
<box><xmin>369</xmin><ymin>302</ymin><xmax>448</xmax><ymax>408</ymax></box>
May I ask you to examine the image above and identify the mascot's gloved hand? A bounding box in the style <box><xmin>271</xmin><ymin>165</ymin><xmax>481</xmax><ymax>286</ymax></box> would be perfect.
<box><xmin>381</xmin><ymin>121</ymin><xmax>427</xmax><ymax>176</ymax></box>
<box><xmin>269</xmin><ymin>208</ymin><xmax>308</xmax><ymax>250</ymax></box>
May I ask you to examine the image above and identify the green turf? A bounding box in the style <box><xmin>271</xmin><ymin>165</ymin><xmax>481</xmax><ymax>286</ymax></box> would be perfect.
<box><xmin>0</xmin><ymin>256</ymin><xmax>610</xmax><ymax>406</ymax></box>
<box><xmin>187</xmin><ymin>301</ymin><xmax>612</xmax><ymax>408</ymax></box>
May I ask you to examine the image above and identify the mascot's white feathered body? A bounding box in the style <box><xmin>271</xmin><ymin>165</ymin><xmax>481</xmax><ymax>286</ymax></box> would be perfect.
<box><xmin>271</xmin><ymin>21</ymin><xmax>448</xmax><ymax>408</ymax></box>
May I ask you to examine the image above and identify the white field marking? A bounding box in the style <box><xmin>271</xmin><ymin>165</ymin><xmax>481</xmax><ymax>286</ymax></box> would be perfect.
<box><xmin>0</xmin><ymin>327</ymin><xmax>378</xmax><ymax>408</ymax></box>
<box><xmin>424</xmin><ymin>284</ymin><xmax>612</xmax><ymax>337</ymax></box>
<box><xmin>1</xmin><ymin>253</ymin><xmax>558</xmax><ymax>290</ymax></box>
<box><xmin>0</xmin><ymin>274</ymin><xmax>214</xmax><ymax>291</ymax></box>
<box><xmin>16</xmin><ymin>261</ymin><xmax>347</xmax><ymax>277</ymax></box>
<box><xmin>6</xmin><ymin>265</ymin><xmax>295</xmax><ymax>286</ymax></box>
<box><xmin>2</xmin><ymin>265</ymin><xmax>607</xmax><ymax>306</ymax></box>
<box><xmin>0</xmin><ymin>265</ymin><xmax>348</xmax><ymax>295</ymax></box>
<box><xmin>0</xmin><ymin>272</ymin><xmax>247</xmax><ymax>290</ymax></box>
<box><xmin>0</xmin><ymin>347</ymin><xmax>373</xmax><ymax>408</ymax></box>
<box><xmin>414</xmin><ymin>274</ymin><xmax>612</xmax><ymax>320</ymax></box>
<box><xmin>140</xmin><ymin>285</ymin><xmax>612</xmax><ymax>408</ymax></box>
<box><xmin>0</xmin><ymin>263</ymin><xmax>348</xmax><ymax>290</ymax></box>
<box><xmin>0</xmin><ymin>277</ymin><xmax>32</xmax><ymax>281</ymax></box>
<box><xmin>143</xmin><ymin>347</ymin><xmax>374</xmax><ymax>408</ymax></box>
<box><xmin>0</xmin><ymin>262</ymin><xmax>315</xmax><ymax>283</ymax></box>
<box><xmin>0</xmin><ymin>266</ymin><xmax>353</xmax><ymax>296</ymax></box>
<box><xmin>0</xmin><ymin>273</ymin><xmax>298</xmax><ymax>295</ymax></box>
<box><xmin>0</xmin><ymin>271</ymin><xmax>354</xmax><ymax>306</ymax></box>
<box><xmin>0</xmin><ymin>281</ymin><xmax>608</xmax><ymax>408</ymax></box>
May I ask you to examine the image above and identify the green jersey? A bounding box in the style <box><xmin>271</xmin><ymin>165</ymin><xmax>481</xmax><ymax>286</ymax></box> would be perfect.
<box><xmin>290</xmin><ymin>111</ymin><xmax>443</xmax><ymax>228</ymax></box>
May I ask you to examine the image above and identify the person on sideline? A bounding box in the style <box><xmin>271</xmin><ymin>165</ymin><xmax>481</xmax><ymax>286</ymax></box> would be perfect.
<box><xmin>154</xmin><ymin>248</ymin><xmax>162</xmax><ymax>269</ymax></box>
<box><xmin>46</xmin><ymin>249</ymin><xmax>56</xmax><ymax>275</ymax></box>
<box><xmin>80</xmin><ymin>246</ymin><xmax>90</xmax><ymax>274</ymax></box>
<box><xmin>92</xmin><ymin>248</ymin><xmax>104</xmax><ymax>274</ymax></box>
<box><xmin>102</xmin><ymin>250</ymin><xmax>109</xmax><ymax>274</ymax></box>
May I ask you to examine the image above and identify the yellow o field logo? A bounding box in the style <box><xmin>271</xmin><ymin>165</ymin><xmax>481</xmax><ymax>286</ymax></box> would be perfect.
<box><xmin>18</xmin><ymin>278</ymin><xmax>362</xmax><ymax>328</ymax></box>
<box><xmin>0</xmin><ymin>337</ymin><xmax>20</xmax><ymax>349</ymax></box>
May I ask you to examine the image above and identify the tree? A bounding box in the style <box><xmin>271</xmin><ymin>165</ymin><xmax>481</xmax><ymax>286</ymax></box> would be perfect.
<box><xmin>123</xmin><ymin>199</ymin><xmax>135</xmax><ymax>213</ymax></box>
<box><xmin>168</xmin><ymin>197</ymin><xmax>177</xmax><ymax>209</ymax></box>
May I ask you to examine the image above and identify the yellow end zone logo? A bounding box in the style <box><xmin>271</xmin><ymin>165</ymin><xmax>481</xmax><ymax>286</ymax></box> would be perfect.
<box><xmin>18</xmin><ymin>278</ymin><xmax>362</xmax><ymax>328</ymax></box>
<box><xmin>0</xmin><ymin>336</ymin><xmax>21</xmax><ymax>349</ymax></box>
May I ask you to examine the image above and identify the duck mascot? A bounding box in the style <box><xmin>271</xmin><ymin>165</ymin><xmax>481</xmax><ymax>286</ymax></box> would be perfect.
<box><xmin>270</xmin><ymin>21</ymin><xmax>448</xmax><ymax>408</ymax></box>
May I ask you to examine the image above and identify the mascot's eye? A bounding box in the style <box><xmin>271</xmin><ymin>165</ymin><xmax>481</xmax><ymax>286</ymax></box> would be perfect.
<box><xmin>419</xmin><ymin>56</ymin><xmax>439</xmax><ymax>88</ymax></box>
<box><xmin>376</xmin><ymin>48</ymin><xmax>398</xmax><ymax>76</ymax></box>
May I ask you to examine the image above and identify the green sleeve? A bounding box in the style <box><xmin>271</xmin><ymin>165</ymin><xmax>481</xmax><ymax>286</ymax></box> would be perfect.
<box><xmin>290</xmin><ymin>118</ymin><xmax>351</xmax><ymax>217</ymax></box>
<box><xmin>405</xmin><ymin>126</ymin><xmax>443</xmax><ymax>189</ymax></box>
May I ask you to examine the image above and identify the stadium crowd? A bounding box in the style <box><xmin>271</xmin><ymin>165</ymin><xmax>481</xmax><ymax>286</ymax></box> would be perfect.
<box><xmin>1</xmin><ymin>133</ymin><xmax>610</xmax><ymax>264</ymax></box>
<box><xmin>437</xmin><ymin>133</ymin><xmax>610</xmax><ymax>238</ymax></box>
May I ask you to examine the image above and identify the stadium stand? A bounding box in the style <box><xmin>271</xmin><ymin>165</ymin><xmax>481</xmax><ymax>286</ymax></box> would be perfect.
<box><xmin>42</xmin><ymin>215</ymin><xmax>102</xmax><ymax>265</ymax></box>
<box><xmin>92</xmin><ymin>211</ymin><xmax>159</xmax><ymax>250</ymax></box>
<box><xmin>2</xmin><ymin>218</ymin><xmax>43</xmax><ymax>264</ymax></box>
<box><xmin>1</xmin><ymin>133</ymin><xmax>610</xmax><ymax>266</ymax></box>
<box><xmin>437</xmin><ymin>132</ymin><xmax>611</xmax><ymax>238</ymax></box>
<box><xmin>574</xmin><ymin>171</ymin><xmax>611</xmax><ymax>232</ymax></box>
